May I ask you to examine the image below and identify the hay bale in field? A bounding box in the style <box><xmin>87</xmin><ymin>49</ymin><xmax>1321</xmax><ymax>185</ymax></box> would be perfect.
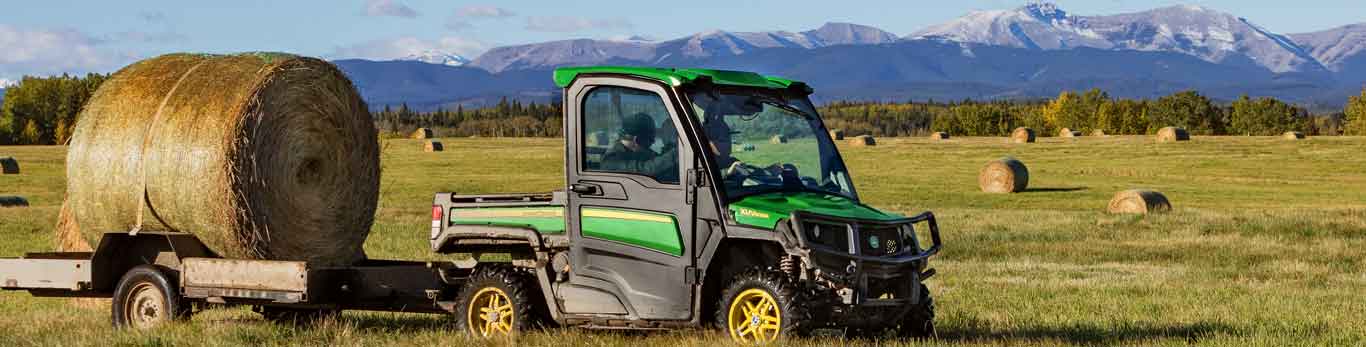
<box><xmin>586</xmin><ymin>131</ymin><xmax>609</xmax><ymax>147</ymax></box>
<box><xmin>1092</xmin><ymin>129</ymin><xmax>1108</xmax><ymax>137</ymax></box>
<box><xmin>770</xmin><ymin>134</ymin><xmax>788</xmax><ymax>144</ymax></box>
<box><xmin>61</xmin><ymin>53</ymin><xmax>380</xmax><ymax>267</ymax></box>
<box><xmin>1283</xmin><ymin>131</ymin><xmax>1305</xmax><ymax>140</ymax></box>
<box><xmin>930</xmin><ymin>132</ymin><xmax>950</xmax><ymax>140</ymax></box>
<box><xmin>0</xmin><ymin>156</ymin><xmax>18</xmax><ymax>174</ymax></box>
<box><xmin>829</xmin><ymin>129</ymin><xmax>845</xmax><ymax>140</ymax></box>
<box><xmin>847</xmin><ymin>135</ymin><xmax>876</xmax><ymax>146</ymax></box>
<box><xmin>979</xmin><ymin>157</ymin><xmax>1029</xmax><ymax>193</ymax></box>
<box><xmin>410</xmin><ymin>128</ymin><xmax>434</xmax><ymax>139</ymax></box>
<box><xmin>1010</xmin><ymin>127</ymin><xmax>1035</xmax><ymax>143</ymax></box>
<box><xmin>0</xmin><ymin>196</ymin><xmax>28</xmax><ymax>207</ymax></box>
<box><xmin>1058</xmin><ymin>128</ymin><xmax>1081</xmax><ymax>137</ymax></box>
<box><xmin>424</xmin><ymin>140</ymin><xmax>444</xmax><ymax>152</ymax></box>
<box><xmin>1156</xmin><ymin>127</ymin><xmax>1190</xmax><ymax>142</ymax></box>
<box><xmin>1107</xmin><ymin>190</ymin><xmax>1172</xmax><ymax>214</ymax></box>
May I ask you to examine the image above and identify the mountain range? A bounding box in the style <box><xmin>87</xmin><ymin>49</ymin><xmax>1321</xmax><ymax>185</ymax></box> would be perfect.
<box><xmin>336</xmin><ymin>3</ymin><xmax>1366</xmax><ymax>110</ymax></box>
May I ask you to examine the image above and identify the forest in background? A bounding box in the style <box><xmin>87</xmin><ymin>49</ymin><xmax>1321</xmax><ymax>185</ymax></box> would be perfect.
<box><xmin>3</xmin><ymin>74</ymin><xmax>1365</xmax><ymax>145</ymax></box>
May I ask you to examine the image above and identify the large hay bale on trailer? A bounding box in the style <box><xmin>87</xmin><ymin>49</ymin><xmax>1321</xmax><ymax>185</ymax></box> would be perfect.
<box><xmin>847</xmin><ymin>135</ymin><xmax>876</xmax><ymax>146</ymax></box>
<box><xmin>770</xmin><ymin>134</ymin><xmax>788</xmax><ymax>144</ymax></box>
<box><xmin>1058</xmin><ymin>128</ymin><xmax>1081</xmax><ymax>137</ymax></box>
<box><xmin>1283</xmin><ymin>131</ymin><xmax>1305</xmax><ymax>140</ymax></box>
<box><xmin>930</xmin><ymin>132</ymin><xmax>950</xmax><ymax>140</ymax></box>
<box><xmin>1107</xmin><ymin>190</ymin><xmax>1172</xmax><ymax>214</ymax></box>
<box><xmin>0</xmin><ymin>196</ymin><xmax>28</xmax><ymax>207</ymax></box>
<box><xmin>1010</xmin><ymin>127</ymin><xmax>1035</xmax><ymax>143</ymax></box>
<box><xmin>424</xmin><ymin>140</ymin><xmax>444</xmax><ymax>152</ymax></box>
<box><xmin>411</xmin><ymin>128</ymin><xmax>434</xmax><ymax>139</ymax></box>
<box><xmin>1156</xmin><ymin>127</ymin><xmax>1190</xmax><ymax>142</ymax></box>
<box><xmin>61</xmin><ymin>53</ymin><xmax>380</xmax><ymax>267</ymax></box>
<box><xmin>828</xmin><ymin>129</ymin><xmax>845</xmax><ymax>140</ymax></box>
<box><xmin>978</xmin><ymin>157</ymin><xmax>1029</xmax><ymax>193</ymax></box>
<box><xmin>0</xmin><ymin>156</ymin><xmax>18</xmax><ymax>174</ymax></box>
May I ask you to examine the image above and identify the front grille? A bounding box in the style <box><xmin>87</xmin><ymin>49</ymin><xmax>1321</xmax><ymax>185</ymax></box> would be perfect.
<box><xmin>857</xmin><ymin>225</ymin><xmax>902</xmax><ymax>256</ymax></box>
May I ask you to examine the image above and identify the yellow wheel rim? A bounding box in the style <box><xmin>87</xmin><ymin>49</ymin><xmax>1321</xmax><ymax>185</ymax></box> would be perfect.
<box><xmin>727</xmin><ymin>288</ymin><xmax>782</xmax><ymax>343</ymax></box>
<box><xmin>466</xmin><ymin>287</ymin><xmax>515</xmax><ymax>337</ymax></box>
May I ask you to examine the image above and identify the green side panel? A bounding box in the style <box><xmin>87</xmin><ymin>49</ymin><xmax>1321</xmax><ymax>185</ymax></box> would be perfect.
<box><xmin>552</xmin><ymin>66</ymin><xmax>806</xmax><ymax>91</ymax></box>
<box><xmin>728</xmin><ymin>192</ymin><xmax>904</xmax><ymax>229</ymax></box>
<box><xmin>450</xmin><ymin>206</ymin><xmax>566</xmax><ymax>234</ymax></box>
<box><xmin>580</xmin><ymin>207</ymin><xmax>682</xmax><ymax>257</ymax></box>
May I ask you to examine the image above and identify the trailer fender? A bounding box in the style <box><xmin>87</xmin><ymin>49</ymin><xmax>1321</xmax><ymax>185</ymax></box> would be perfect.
<box><xmin>91</xmin><ymin>232</ymin><xmax>215</xmax><ymax>292</ymax></box>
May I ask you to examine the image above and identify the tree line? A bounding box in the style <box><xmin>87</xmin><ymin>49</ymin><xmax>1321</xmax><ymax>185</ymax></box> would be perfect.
<box><xmin>3</xmin><ymin>73</ymin><xmax>1365</xmax><ymax>145</ymax></box>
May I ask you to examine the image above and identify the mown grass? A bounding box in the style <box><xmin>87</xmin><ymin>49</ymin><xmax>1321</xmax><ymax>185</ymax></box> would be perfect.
<box><xmin>2</xmin><ymin>135</ymin><xmax>1364</xmax><ymax>346</ymax></box>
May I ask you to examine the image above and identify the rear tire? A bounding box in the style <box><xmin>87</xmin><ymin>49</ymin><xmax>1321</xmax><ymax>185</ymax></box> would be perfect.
<box><xmin>714</xmin><ymin>268</ymin><xmax>810</xmax><ymax>343</ymax></box>
<box><xmin>896</xmin><ymin>283</ymin><xmax>936</xmax><ymax>339</ymax></box>
<box><xmin>455</xmin><ymin>265</ymin><xmax>542</xmax><ymax>337</ymax></box>
<box><xmin>112</xmin><ymin>265</ymin><xmax>190</xmax><ymax>329</ymax></box>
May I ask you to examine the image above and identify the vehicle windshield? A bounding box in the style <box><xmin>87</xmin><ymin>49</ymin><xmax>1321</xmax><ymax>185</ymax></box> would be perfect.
<box><xmin>688</xmin><ymin>88</ymin><xmax>856</xmax><ymax>200</ymax></box>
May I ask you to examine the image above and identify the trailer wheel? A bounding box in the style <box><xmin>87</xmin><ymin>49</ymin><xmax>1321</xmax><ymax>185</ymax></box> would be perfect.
<box><xmin>455</xmin><ymin>265</ymin><xmax>541</xmax><ymax>337</ymax></box>
<box><xmin>112</xmin><ymin>265</ymin><xmax>189</xmax><ymax>329</ymax></box>
<box><xmin>715</xmin><ymin>268</ymin><xmax>810</xmax><ymax>343</ymax></box>
<box><xmin>896</xmin><ymin>283</ymin><xmax>936</xmax><ymax>339</ymax></box>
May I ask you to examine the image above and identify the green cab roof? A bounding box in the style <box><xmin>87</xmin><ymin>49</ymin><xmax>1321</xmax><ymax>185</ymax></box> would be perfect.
<box><xmin>552</xmin><ymin>66</ymin><xmax>809</xmax><ymax>92</ymax></box>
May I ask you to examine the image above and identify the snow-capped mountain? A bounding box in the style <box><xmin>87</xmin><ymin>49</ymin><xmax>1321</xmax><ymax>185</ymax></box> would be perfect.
<box><xmin>1290</xmin><ymin>23</ymin><xmax>1366</xmax><ymax>83</ymax></box>
<box><xmin>397</xmin><ymin>50</ymin><xmax>471</xmax><ymax>67</ymax></box>
<box><xmin>910</xmin><ymin>3</ymin><xmax>1326</xmax><ymax>74</ymax></box>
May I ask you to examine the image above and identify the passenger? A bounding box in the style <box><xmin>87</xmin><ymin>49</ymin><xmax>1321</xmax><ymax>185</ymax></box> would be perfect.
<box><xmin>601</xmin><ymin>113</ymin><xmax>679</xmax><ymax>184</ymax></box>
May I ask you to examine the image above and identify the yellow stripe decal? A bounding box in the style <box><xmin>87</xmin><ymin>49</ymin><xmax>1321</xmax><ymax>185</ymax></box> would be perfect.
<box><xmin>582</xmin><ymin>208</ymin><xmax>674</xmax><ymax>224</ymax></box>
<box><xmin>451</xmin><ymin>208</ymin><xmax>564</xmax><ymax>219</ymax></box>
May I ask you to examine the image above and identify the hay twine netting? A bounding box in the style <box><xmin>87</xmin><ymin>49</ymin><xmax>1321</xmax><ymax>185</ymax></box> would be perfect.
<box><xmin>1011</xmin><ymin>127</ymin><xmax>1035</xmax><ymax>143</ymax></box>
<box><xmin>60</xmin><ymin>53</ymin><xmax>380</xmax><ymax>267</ymax></box>
<box><xmin>0</xmin><ymin>156</ymin><xmax>18</xmax><ymax>174</ymax></box>
<box><xmin>979</xmin><ymin>157</ymin><xmax>1029</xmax><ymax>193</ymax></box>
<box><xmin>1107</xmin><ymin>190</ymin><xmax>1172</xmax><ymax>214</ymax></box>
<box><xmin>1157</xmin><ymin>127</ymin><xmax>1190</xmax><ymax>142</ymax></box>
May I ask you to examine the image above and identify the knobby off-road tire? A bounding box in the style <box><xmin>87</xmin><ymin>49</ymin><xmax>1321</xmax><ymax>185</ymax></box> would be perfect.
<box><xmin>897</xmin><ymin>283</ymin><xmax>936</xmax><ymax>339</ymax></box>
<box><xmin>715</xmin><ymin>267</ymin><xmax>812</xmax><ymax>343</ymax></box>
<box><xmin>111</xmin><ymin>265</ymin><xmax>191</xmax><ymax>329</ymax></box>
<box><xmin>455</xmin><ymin>264</ymin><xmax>543</xmax><ymax>337</ymax></box>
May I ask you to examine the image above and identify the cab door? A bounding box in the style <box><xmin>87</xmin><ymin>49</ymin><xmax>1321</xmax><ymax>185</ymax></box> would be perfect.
<box><xmin>563</xmin><ymin>77</ymin><xmax>696</xmax><ymax>320</ymax></box>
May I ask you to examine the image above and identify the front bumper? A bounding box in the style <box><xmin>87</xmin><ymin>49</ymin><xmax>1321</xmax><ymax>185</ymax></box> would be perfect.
<box><xmin>781</xmin><ymin>210</ymin><xmax>942</xmax><ymax>307</ymax></box>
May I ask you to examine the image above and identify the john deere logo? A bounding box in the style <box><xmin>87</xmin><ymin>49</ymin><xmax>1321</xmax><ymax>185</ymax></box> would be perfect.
<box><xmin>868</xmin><ymin>235</ymin><xmax>880</xmax><ymax>249</ymax></box>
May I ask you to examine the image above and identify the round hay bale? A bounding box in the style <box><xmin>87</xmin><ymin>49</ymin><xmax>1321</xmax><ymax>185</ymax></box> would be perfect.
<box><xmin>1107</xmin><ymin>190</ymin><xmax>1172</xmax><ymax>214</ymax></box>
<box><xmin>770</xmin><ymin>134</ymin><xmax>788</xmax><ymax>144</ymax></box>
<box><xmin>1010</xmin><ymin>127</ymin><xmax>1035</xmax><ymax>143</ymax></box>
<box><xmin>847</xmin><ymin>135</ymin><xmax>876</xmax><ymax>147</ymax></box>
<box><xmin>930</xmin><ymin>132</ymin><xmax>950</xmax><ymax>140</ymax></box>
<box><xmin>1156</xmin><ymin>127</ymin><xmax>1190</xmax><ymax>142</ymax></box>
<box><xmin>978</xmin><ymin>157</ymin><xmax>1029</xmax><ymax>193</ymax></box>
<box><xmin>410</xmin><ymin>128</ymin><xmax>434</xmax><ymax>139</ymax></box>
<box><xmin>0</xmin><ymin>196</ymin><xmax>28</xmax><ymax>207</ymax></box>
<box><xmin>62</xmin><ymin>53</ymin><xmax>379</xmax><ymax>267</ymax></box>
<box><xmin>1058</xmin><ymin>128</ymin><xmax>1081</xmax><ymax>137</ymax></box>
<box><xmin>0</xmin><ymin>156</ymin><xmax>18</xmax><ymax>174</ymax></box>
<box><xmin>424</xmin><ymin>140</ymin><xmax>444</xmax><ymax>152</ymax></box>
<box><xmin>1091</xmin><ymin>129</ymin><xmax>1107</xmax><ymax>137</ymax></box>
<box><xmin>54</xmin><ymin>200</ymin><xmax>92</xmax><ymax>251</ymax></box>
<box><xmin>829</xmin><ymin>129</ymin><xmax>845</xmax><ymax>140</ymax></box>
<box><xmin>1282</xmin><ymin>131</ymin><xmax>1305</xmax><ymax>140</ymax></box>
<box><xmin>586</xmin><ymin>131</ymin><xmax>609</xmax><ymax>147</ymax></box>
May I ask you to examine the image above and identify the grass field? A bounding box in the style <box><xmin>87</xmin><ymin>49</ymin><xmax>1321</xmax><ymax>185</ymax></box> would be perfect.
<box><xmin>2</xmin><ymin>135</ymin><xmax>1364</xmax><ymax>346</ymax></box>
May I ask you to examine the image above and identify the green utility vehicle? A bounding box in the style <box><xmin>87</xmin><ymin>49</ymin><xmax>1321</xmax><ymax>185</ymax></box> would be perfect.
<box><xmin>435</xmin><ymin>66</ymin><xmax>943</xmax><ymax>342</ymax></box>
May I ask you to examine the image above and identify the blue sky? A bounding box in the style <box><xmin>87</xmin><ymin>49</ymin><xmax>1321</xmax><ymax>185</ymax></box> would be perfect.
<box><xmin>1</xmin><ymin>0</ymin><xmax>1363</xmax><ymax>85</ymax></box>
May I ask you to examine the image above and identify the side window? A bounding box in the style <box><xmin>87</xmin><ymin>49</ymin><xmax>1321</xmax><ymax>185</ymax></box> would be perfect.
<box><xmin>582</xmin><ymin>86</ymin><xmax>680</xmax><ymax>184</ymax></box>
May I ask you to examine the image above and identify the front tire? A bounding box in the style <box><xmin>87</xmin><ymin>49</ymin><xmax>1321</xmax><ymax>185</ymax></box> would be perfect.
<box><xmin>897</xmin><ymin>283</ymin><xmax>936</xmax><ymax>339</ymax></box>
<box><xmin>455</xmin><ymin>265</ymin><xmax>541</xmax><ymax>337</ymax></box>
<box><xmin>715</xmin><ymin>268</ymin><xmax>810</xmax><ymax>343</ymax></box>
<box><xmin>112</xmin><ymin>265</ymin><xmax>190</xmax><ymax>329</ymax></box>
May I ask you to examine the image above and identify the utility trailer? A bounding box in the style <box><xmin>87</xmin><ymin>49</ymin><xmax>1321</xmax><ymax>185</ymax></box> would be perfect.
<box><xmin>1</xmin><ymin>232</ymin><xmax>468</xmax><ymax>328</ymax></box>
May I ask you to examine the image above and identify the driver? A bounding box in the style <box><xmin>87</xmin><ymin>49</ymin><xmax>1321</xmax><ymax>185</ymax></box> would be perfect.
<box><xmin>702</xmin><ymin>117</ymin><xmax>784</xmax><ymax>183</ymax></box>
<box><xmin>601</xmin><ymin>112</ymin><xmax>679</xmax><ymax>183</ymax></box>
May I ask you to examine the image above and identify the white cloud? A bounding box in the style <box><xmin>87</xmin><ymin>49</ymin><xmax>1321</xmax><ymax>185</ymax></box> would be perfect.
<box><xmin>457</xmin><ymin>6</ymin><xmax>515</xmax><ymax>18</ymax></box>
<box><xmin>331</xmin><ymin>36</ymin><xmax>490</xmax><ymax>60</ymax></box>
<box><xmin>0</xmin><ymin>78</ymin><xmax>15</xmax><ymax>88</ymax></box>
<box><xmin>0</xmin><ymin>24</ymin><xmax>132</xmax><ymax>80</ymax></box>
<box><xmin>363</xmin><ymin>0</ymin><xmax>419</xmax><ymax>18</ymax></box>
<box><xmin>525</xmin><ymin>16</ymin><xmax>632</xmax><ymax>33</ymax></box>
